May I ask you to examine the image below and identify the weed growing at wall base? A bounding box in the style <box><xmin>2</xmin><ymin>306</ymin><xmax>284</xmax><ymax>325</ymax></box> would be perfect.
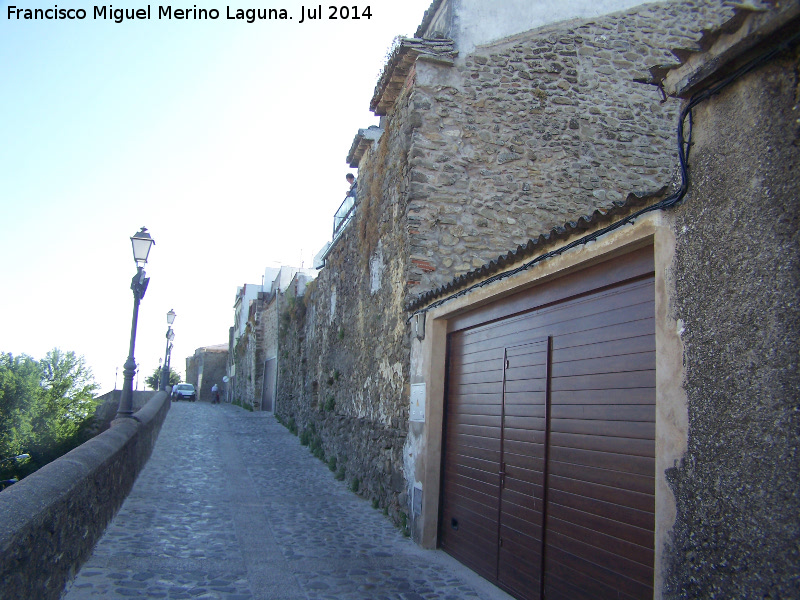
<box><xmin>231</xmin><ymin>399</ymin><xmax>253</xmax><ymax>412</ymax></box>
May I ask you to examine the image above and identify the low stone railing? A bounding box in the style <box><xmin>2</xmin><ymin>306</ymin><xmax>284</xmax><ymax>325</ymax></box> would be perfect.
<box><xmin>0</xmin><ymin>392</ymin><xmax>171</xmax><ymax>600</ymax></box>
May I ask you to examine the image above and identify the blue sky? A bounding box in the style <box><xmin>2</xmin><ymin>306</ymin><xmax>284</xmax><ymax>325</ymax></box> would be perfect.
<box><xmin>0</xmin><ymin>0</ymin><xmax>433</xmax><ymax>392</ymax></box>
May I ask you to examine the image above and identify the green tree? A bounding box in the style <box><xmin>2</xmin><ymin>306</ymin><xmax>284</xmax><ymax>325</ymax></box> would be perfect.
<box><xmin>0</xmin><ymin>353</ymin><xmax>40</xmax><ymax>459</ymax></box>
<box><xmin>145</xmin><ymin>366</ymin><xmax>180</xmax><ymax>390</ymax></box>
<box><xmin>0</xmin><ymin>349</ymin><xmax>99</xmax><ymax>482</ymax></box>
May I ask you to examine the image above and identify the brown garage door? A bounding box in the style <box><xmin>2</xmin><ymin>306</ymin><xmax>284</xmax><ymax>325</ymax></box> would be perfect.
<box><xmin>440</xmin><ymin>248</ymin><xmax>655</xmax><ymax>600</ymax></box>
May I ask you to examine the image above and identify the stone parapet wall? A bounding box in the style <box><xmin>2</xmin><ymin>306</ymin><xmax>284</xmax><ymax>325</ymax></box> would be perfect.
<box><xmin>83</xmin><ymin>390</ymin><xmax>157</xmax><ymax>438</ymax></box>
<box><xmin>405</xmin><ymin>0</ymin><xmax>741</xmax><ymax>293</ymax></box>
<box><xmin>0</xmin><ymin>392</ymin><xmax>171</xmax><ymax>600</ymax></box>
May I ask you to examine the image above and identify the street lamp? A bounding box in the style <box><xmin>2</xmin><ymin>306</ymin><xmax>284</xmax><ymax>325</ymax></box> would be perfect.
<box><xmin>116</xmin><ymin>227</ymin><xmax>155</xmax><ymax>419</ymax></box>
<box><xmin>160</xmin><ymin>309</ymin><xmax>177</xmax><ymax>391</ymax></box>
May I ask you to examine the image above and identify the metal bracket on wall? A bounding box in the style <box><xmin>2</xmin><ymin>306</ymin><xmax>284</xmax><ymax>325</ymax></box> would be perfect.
<box><xmin>413</xmin><ymin>311</ymin><xmax>426</xmax><ymax>340</ymax></box>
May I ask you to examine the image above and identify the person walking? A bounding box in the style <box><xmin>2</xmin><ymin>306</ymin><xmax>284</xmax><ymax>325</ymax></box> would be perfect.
<box><xmin>211</xmin><ymin>383</ymin><xmax>220</xmax><ymax>404</ymax></box>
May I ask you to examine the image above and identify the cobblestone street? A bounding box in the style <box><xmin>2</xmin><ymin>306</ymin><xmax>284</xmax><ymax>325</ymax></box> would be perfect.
<box><xmin>62</xmin><ymin>402</ymin><xmax>512</xmax><ymax>600</ymax></box>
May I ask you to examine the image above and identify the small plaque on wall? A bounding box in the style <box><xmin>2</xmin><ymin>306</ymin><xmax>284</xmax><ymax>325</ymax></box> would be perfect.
<box><xmin>410</xmin><ymin>383</ymin><xmax>426</xmax><ymax>422</ymax></box>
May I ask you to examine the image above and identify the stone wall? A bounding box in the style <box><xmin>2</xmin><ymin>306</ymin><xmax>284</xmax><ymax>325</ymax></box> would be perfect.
<box><xmin>83</xmin><ymin>390</ymin><xmax>157</xmax><ymax>437</ymax></box>
<box><xmin>232</xmin><ymin>326</ymin><xmax>256</xmax><ymax>406</ymax></box>
<box><xmin>276</xmin><ymin>78</ymin><xmax>415</xmax><ymax>522</ymax></box>
<box><xmin>0</xmin><ymin>393</ymin><xmax>171</xmax><ymax>600</ymax></box>
<box><xmin>276</xmin><ymin>0</ymin><xmax>752</xmax><ymax>531</ymax></box>
<box><xmin>263</xmin><ymin>294</ymin><xmax>279</xmax><ymax>362</ymax></box>
<box><xmin>664</xmin><ymin>40</ymin><xmax>800</xmax><ymax>599</ymax></box>
<box><xmin>406</xmin><ymin>0</ymin><xmax>742</xmax><ymax>293</ymax></box>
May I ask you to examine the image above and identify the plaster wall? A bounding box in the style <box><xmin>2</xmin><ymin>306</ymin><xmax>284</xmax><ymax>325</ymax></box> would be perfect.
<box><xmin>663</xmin><ymin>42</ymin><xmax>800</xmax><ymax>599</ymax></box>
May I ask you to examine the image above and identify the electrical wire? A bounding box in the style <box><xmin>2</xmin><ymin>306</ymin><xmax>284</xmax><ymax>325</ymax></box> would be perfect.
<box><xmin>407</xmin><ymin>26</ymin><xmax>800</xmax><ymax>322</ymax></box>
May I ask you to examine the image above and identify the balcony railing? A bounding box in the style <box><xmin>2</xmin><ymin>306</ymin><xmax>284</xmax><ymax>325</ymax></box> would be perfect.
<box><xmin>333</xmin><ymin>194</ymin><xmax>356</xmax><ymax>241</ymax></box>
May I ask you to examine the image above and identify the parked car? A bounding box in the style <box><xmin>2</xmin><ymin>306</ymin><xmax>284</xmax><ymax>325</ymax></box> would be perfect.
<box><xmin>171</xmin><ymin>383</ymin><xmax>196</xmax><ymax>401</ymax></box>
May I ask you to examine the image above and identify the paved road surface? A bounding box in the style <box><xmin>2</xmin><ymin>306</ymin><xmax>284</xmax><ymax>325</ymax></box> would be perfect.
<box><xmin>63</xmin><ymin>402</ymin><xmax>513</xmax><ymax>600</ymax></box>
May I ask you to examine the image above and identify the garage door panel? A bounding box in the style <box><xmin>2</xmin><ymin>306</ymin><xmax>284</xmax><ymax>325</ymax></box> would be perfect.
<box><xmin>446</xmin><ymin>443</ymin><xmax>502</xmax><ymax>464</ymax></box>
<box><xmin>548</xmin><ymin>502</ymin><xmax>653</xmax><ymax>549</ymax></box>
<box><xmin>499</xmin><ymin>549</ymin><xmax>542</xmax><ymax>600</ymax></box>
<box><xmin>448</xmin><ymin>412</ymin><xmax>503</xmax><ymax>428</ymax></box>
<box><xmin>441</xmin><ymin>526</ymin><xmax>498</xmax><ymax>582</ymax></box>
<box><xmin>547</xmin><ymin>488</ymin><xmax>655</xmax><ymax>531</ymax></box>
<box><xmin>550</xmin><ymin>387</ymin><xmax>654</xmax><ymax>406</ymax></box>
<box><xmin>503</xmin><ymin>391</ymin><xmax>547</xmax><ymax>408</ymax></box>
<box><xmin>442</xmin><ymin>260</ymin><xmax>655</xmax><ymax>600</ymax></box>
<box><xmin>553</xmin><ymin>332</ymin><xmax>655</xmax><ymax>358</ymax></box>
<box><xmin>505</xmin><ymin>364</ymin><xmax>548</xmax><ymax>382</ymax></box>
<box><xmin>503</xmin><ymin>425</ymin><xmax>546</xmax><ymax>444</ymax></box>
<box><xmin>501</xmin><ymin>485</ymin><xmax>544</xmax><ymax>510</ymax></box>
<box><xmin>445</xmin><ymin>454</ymin><xmax>499</xmax><ymax>480</ymax></box>
<box><xmin>549</xmin><ymin>441</ymin><xmax>656</xmax><ymax>471</ymax></box>
<box><xmin>451</xmin><ymin>381</ymin><xmax>505</xmax><ymax>395</ymax></box>
<box><xmin>499</xmin><ymin>532</ymin><xmax>543</xmax><ymax>567</ymax></box>
<box><xmin>449</xmin><ymin>368</ymin><xmax>505</xmax><ymax>386</ymax></box>
<box><xmin>458</xmin><ymin>281</ymin><xmax>653</xmax><ymax>348</ymax></box>
<box><xmin>447</xmin><ymin>397</ymin><xmax>503</xmax><ymax>414</ymax></box>
<box><xmin>551</xmin><ymin>370</ymin><xmax>655</xmax><ymax>391</ymax></box>
<box><xmin>447</xmin><ymin>431</ymin><xmax>502</xmax><ymax>453</ymax></box>
<box><xmin>461</xmin><ymin>303</ymin><xmax>654</xmax><ymax>358</ymax></box>
<box><xmin>442</xmin><ymin>498</ymin><xmax>498</xmax><ymax>535</ymax></box>
<box><xmin>548</xmin><ymin>459</ymin><xmax>654</xmax><ymax>495</ymax></box>
<box><xmin>502</xmin><ymin>485</ymin><xmax>543</xmax><ymax>515</ymax></box>
<box><xmin>503</xmin><ymin>410</ymin><xmax>547</xmax><ymax>427</ymax></box>
<box><xmin>547</xmin><ymin>515</ymin><xmax>654</xmax><ymax>567</ymax></box>
<box><xmin>448</xmin><ymin>466</ymin><xmax>499</xmax><ymax>494</ymax></box>
<box><xmin>550</xmin><ymin>403</ymin><xmax>654</xmax><ymax>422</ymax></box>
<box><xmin>504</xmin><ymin>460</ymin><xmax>546</xmax><ymax>484</ymax></box>
<box><xmin>546</xmin><ymin>531</ymin><xmax>655</xmax><ymax>588</ymax></box>
<box><xmin>545</xmin><ymin>551</ymin><xmax>651</xmax><ymax>600</ymax></box>
<box><xmin>501</xmin><ymin>510</ymin><xmax>544</xmax><ymax>539</ymax></box>
<box><xmin>500</xmin><ymin>451</ymin><xmax>545</xmax><ymax>473</ymax></box>
<box><xmin>549</xmin><ymin>417</ymin><xmax>655</xmax><ymax>440</ymax></box>
<box><xmin>499</xmin><ymin>563</ymin><xmax>541</xmax><ymax>600</ymax></box>
<box><xmin>553</xmin><ymin>316</ymin><xmax>656</xmax><ymax>352</ymax></box>
<box><xmin>551</xmin><ymin>352</ymin><xmax>655</xmax><ymax>378</ymax></box>
<box><xmin>505</xmin><ymin>352</ymin><xmax>548</xmax><ymax>370</ymax></box>
<box><xmin>548</xmin><ymin>475</ymin><xmax>654</xmax><ymax>514</ymax></box>
<box><xmin>442</xmin><ymin>492</ymin><xmax>498</xmax><ymax>529</ymax></box>
<box><xmin>504</xmin><ymin>438</ymin><xmax>548</xmax><ymax>458</ymax></box>
<box><xmin>546</xmin><ymin>570</ymin><xmax>621</xmax><ymax>600</ymax></box>
<box><xmin>505</xmin><ymin>378</ymin><xmax>548</xmax><ymax>394</ymax></box>
<box><xmin>447</xmin><ymin>422</ymin><xmax>502</xmax><ymax>440</ymax></box>
<box><xmin>451</xmin><ymin>349</ymin><xmax>505</xmax><ymax>368</ymax></box>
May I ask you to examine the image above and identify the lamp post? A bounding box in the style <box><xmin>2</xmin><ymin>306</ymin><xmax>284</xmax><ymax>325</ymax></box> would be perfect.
<box><xmin>160</xmin><ymin>309</ymin><xmax>176</xmax><ymax>391</ymax></box>
<box><xmin>116</xmin><ymin>227</ymin><xmax>155</xmax><ymax>419</ymax></box>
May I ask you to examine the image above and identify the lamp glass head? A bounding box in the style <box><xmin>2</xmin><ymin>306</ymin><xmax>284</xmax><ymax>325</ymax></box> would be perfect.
<box><xmin>167</xmin><ymin>309</ymin><xmax>176</xmax><ymax>325</ymax></box>
<box><xmin>131</xmin><ymin>227</ymin><xmax>155</xmax><ymax>269</ymax></box>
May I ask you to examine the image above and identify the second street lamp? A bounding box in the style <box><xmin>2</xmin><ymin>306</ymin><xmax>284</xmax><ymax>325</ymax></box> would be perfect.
<box><xmin>116</xmin><ymin>227</ymin><xmax>155</xmax><ymax>419</ymax></box>
<box><xmin>160</xmin><ymin>310</ymin><xmax>176</xmax><ymax>391</ymax></box>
